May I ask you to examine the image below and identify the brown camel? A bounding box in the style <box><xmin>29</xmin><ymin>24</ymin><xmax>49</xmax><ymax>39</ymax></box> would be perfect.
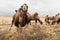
<box><xmin>9</xmin><ymin>3</ymin><xmax>43</xmax><ymax>31</ymax></box>
<box><xmin>48</xmin><ymin>16</ymin><xmax>54</xmax><ymax>24</ymax></box>
<box><xmin>47</xmin><ymin>13</ymin><xmax>60</xmax><ymax>25</ymax></box>
<box><xmin>9</xmin><ymin>4</ymin><xmax>43</xmax><ymax>40</ymax></box>
<box><xmin>10</xmin><ymin>10</ymin><xmax>42</xmax><ymax>28</ymax></box>
<box><xmin>50</xmin><ymin>13</ymin><xmax>60</xmax><ymax>24</ymax></box>
<box><xmin>9</xmin><ymin>3</ymin><xmax>28</xmax><ymax>31</ymax></box>
<box><xmin>29</xmin><ymin>12</ymin><xmax>42</xmax><ymax>25</ymax></box>
<box><xmin>45</xmin><ymin>15</ymin><xmax>50</xmax><ymax>24</ymax></box>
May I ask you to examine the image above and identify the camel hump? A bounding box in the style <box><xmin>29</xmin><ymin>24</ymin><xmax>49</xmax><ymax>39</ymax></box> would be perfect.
<box><xmin>34</xmin><ymin>12</ymin><xmax>38</xmax><ymax>16</ymax></box>
<box><xmin>15</xmin><ymin>10</ymin><xmax>17</xmax><ymax>12</ymax></box>
<box><xmin>26</xmin><ymin>12</ymin><xmax>31</xmax><ymax>18</ymax></box>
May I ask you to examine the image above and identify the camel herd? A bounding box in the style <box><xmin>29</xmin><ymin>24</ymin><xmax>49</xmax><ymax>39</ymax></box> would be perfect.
<box><xmin>9</xmin><ymin>3</ymin><xmax>60</xmax><ymax>30</ymax></box>
<box><xmin>45</xmin><ymin>13</ymin><xmax>60</xmax><ymax>25</ymax></box>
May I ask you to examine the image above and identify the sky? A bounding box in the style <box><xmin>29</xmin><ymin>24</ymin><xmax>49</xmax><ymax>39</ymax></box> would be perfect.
<box><xmin>0</xmin><ymin>0</ymin><xmax>60</xmax><ymax>16</ymax></box>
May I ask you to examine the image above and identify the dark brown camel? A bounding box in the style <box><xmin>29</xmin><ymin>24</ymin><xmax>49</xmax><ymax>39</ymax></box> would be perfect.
<box><xmin>9</xmin><ymin>3</ymin><xmax>28</xmax><ymax>31</ymax></box>
<box><xmin>9</xmin><ymin>4</ymin><xmax>29</xmax><ymax>40</ymax></box>
<box><xmin>45</xmin><ymin>15</ymin><xmax>50</xmax><ymax>25</ymax></box>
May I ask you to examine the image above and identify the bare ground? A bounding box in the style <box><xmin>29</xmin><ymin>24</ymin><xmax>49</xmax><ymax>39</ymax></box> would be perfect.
<box><xmin>0</xmin><ymin>16</ymin><xmax>60</xmax><ymax>40</ymax></box>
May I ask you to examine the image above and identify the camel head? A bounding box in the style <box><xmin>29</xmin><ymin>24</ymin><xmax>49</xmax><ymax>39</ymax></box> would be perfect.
<box><xmin>21</xmin><ymin>3</ymin><xmax>28</xmax><ymax>12</ymax></box>
<box><xmin>34</xmin><ymin>12</ymin><xmax>38</xmax><ymax>16</ymax></box>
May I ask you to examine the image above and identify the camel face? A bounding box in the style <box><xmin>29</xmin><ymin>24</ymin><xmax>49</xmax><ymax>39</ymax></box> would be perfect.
<box><xmin>21</xmin><ymin>4</ymin><xmax>28</xmax><ymax>12</ymax></box>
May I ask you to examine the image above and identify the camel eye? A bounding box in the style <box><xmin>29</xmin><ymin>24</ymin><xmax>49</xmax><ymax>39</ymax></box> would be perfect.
<box><xmin>21</xmin><ymin>6</ymin><xmax>23</xmax><ymax>8</ymax></box>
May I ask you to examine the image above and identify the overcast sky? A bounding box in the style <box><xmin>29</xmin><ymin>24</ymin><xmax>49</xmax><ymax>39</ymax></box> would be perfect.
<box><xmin>0</xmin><ymin>0</ymin><xmax>60</xmax><ymax>16</ymax></box>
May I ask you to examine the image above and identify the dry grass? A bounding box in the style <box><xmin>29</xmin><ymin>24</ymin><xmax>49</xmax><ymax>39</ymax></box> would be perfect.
<box><xmin>0</xmin><ymin>16</ymin><xmax>60</xmax><ymax>40</ymax></box>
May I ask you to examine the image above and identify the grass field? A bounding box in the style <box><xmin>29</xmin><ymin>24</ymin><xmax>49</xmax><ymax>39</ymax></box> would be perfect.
<box><xmin>0</xmin><ymin>16</ymin><xmax>60</xmax><ymax>40</ymax></box>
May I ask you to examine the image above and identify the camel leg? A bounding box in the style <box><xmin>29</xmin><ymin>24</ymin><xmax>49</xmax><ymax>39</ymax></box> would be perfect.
<box><xmin>35</xmin><ymin>20</ymin><xmax>37</xmax><ymax>24</ymax></box>
<box><xmin>37</xmin><ymin>19</ymin><xmax>43</xmax><ymax>24</ymax></box>
<box><xmin>23</xmin><ymin>24</ymin><xmax>28</xmax><ymax>29</ymax></box>
<box><xmin>25</xmin><ymin>20</ymin><xmax>31</xmax><ymax>29</ymax></box>
<box><xmin>19</xmin><ymin>25</ymin><xmax>22</xmax><ymax>33</ymax></box>
<box><xmin>9</xmin><ymin>20</ymin><xmax>14</xmax><ymax>31</ymax></box>
<box><xmin>30</xmin><ymin>21</ymin><xmax>31</xmax><ymax>25</ymax></box>
<box><xmin>17</xmin><ymin>28</ymin><xmax>20</xmax><ymax>40</ymax></box>
<box><xmin>17</xmin><ymin>25</ymin><xmax>22</xmax><ymax>40</ymax></box>
<box><xmin>48</xmin><ymin>21</ymin><xmax>50</xmax><ymax>24</ymax></box>
<box><xmin>11</xmin><ymin>20</ymin><xmax>14</xmax><ymax>27</ymax></box>
<box><xmin>29</xmin><ymin>19</ymin><xmax>32</xmax><ymax>25</ymax></box>
<box><xmin>17</xmin><ymin>28</ymin><xmax>22</xmax><ymax>40</ymax></box>
<box><xmin>51</xmin><ymin>20</ymin><xmax>56</xmax><ymax>25</ymax></box>
<box><xmin>57</xmin><ymin>18</ymin><xmax>60</xmax><ymax>24</ymax></box>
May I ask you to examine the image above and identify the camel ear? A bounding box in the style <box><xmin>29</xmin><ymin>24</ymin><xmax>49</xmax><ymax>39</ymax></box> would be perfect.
<box><xmin>21</xmin><ymin>6</ymin><xmax>23</xmax><ymax>8</ymax></box>
<box><xmin>15</xmin><ymin>10</ymin><xmax>17</xmax><ymax>12</ymax></box>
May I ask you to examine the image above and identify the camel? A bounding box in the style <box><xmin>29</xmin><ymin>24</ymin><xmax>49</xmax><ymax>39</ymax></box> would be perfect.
<box><xmin>8</xmin><ymin>3</ymin><xmax>41</xmax><ymax>40</ymax></box>
<box><xmin>45</xmin><ymin>15</ymin><xmax>50</xmax><ymax>25</ymax></box>
<box><xmin>10</xmin><ymin>9</ymin><xmax>42</xmax><ymax>28</ymax></box>
<box><xmin>48</xmin><ymin>16</ymin><xmax>54</xmax><ymax>24</ymax></box>
<box><xmin>9</xmin><ymin>3</ymin><xmax>28</xmax><ymax>31</ymax></box>
<box><xmin>9</xmin><ymin>3</ymin><xmax>43</xmax><ymax>31</ymax></box>
<box><xmin>29</xmin><ymin>12</ymin><xmax>42</xmax><ymax>25</ymax></box>
<box><xmin>50</xmin><ymin>13</ymin><xmax>60</xmax><ymax>24</ymax></box>
<box><xmin>47</xmin><ymin>13</ymin><xmax>60</xmax><ymax>25</ymax></box>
